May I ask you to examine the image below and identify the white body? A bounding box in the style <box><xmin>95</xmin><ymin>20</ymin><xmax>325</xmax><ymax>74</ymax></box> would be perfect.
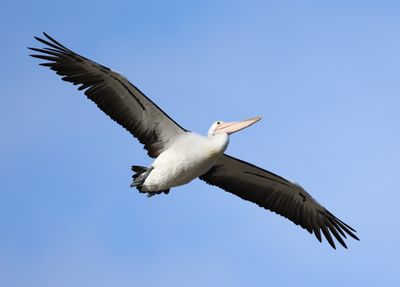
<box><xmin>141</xmin><ymin>132</ymin><xmax>229</xmax><ymax>192</ymax></box>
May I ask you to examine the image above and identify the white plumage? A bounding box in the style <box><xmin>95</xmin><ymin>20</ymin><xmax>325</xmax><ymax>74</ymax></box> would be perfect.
<box><xmin>141</xmin><ymin>130</ymin><xmax>229</xmax><ymax>192</ymax></box>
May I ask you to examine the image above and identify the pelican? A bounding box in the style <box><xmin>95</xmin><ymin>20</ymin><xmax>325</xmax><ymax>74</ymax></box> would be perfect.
<box><xmin>30</xmin><ymin>33</ymin><xmax>359</xmax><ymax>249</ymax></box>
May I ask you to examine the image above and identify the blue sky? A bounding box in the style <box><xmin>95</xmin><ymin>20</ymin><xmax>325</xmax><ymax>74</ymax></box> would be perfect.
<box><xmin>1</xmin><ymin>1</ymin><xmax>400</xmax><ymax>286</ymax></box>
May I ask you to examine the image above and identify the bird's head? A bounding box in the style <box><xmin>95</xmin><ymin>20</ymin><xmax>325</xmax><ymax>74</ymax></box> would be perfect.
<box><xmin>208</xmin><ymin>116</ymin><xmax>262</xmax><ymax>137</ymax></box>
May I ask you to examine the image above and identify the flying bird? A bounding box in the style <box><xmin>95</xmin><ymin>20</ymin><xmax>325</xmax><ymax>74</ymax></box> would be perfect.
<box><xmin>30</xmin><ymin>33</ymin><xmax>359</xmax><ymax>249</ymax></box>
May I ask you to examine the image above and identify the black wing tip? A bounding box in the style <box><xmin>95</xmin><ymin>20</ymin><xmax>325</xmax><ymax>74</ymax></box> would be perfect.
<box><xmin>31</xmin><ymin>32</ymin><xmax>70</xmax><ymax>53</ymax></box>
<box><xmin>41</xmin><ymin>32</ymin><xmax>60</xmax><ymax>45</ymax></box>
<box><xmin>333</xmin><ymin>217</ymin><xmax>360</xmax><ymax>241</ymax></box>
<box><xmin>34</xmin><ymin>32</ymin><xmax>52</xmax><ymax>41</ymax></box>
<box><xmin>351</xmin><ymin>233</ymin><xmax>360</xmax><ymax>241</ymax></box>
<box><xmin>323</xmin><ymin>212</ymin><xmax>360</xmax><ymax>249</ymax></box>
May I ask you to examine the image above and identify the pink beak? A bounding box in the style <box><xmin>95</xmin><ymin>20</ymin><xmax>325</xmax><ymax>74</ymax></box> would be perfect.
<box><xmin>215</xmin><ymin>116</ymin><xmax>262</xmax><ymax>135</ymax></box>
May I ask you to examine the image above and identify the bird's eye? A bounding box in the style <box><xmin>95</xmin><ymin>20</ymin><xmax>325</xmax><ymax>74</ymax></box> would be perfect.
<box><xmin>217</xmin><ymin>121</ymin><xmax>221</xmax><ymax>125</ymax></box>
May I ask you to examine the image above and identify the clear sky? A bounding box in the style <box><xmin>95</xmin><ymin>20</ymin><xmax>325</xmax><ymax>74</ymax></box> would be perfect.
<box><xmin>1</xmin><ymin>1</ymin><xmax>399</xmax><ymax>286</ymax></box>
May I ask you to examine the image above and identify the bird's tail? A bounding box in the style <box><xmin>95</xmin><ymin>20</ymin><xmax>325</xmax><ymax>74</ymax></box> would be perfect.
<box><xmin>130</xmin><ymin>165</ymin><xmax>169</xmax><ymax>197</ymax></box>
<box><xmin>131</xmin><ymin>165</ymin><xmax>150</xmax><ymax>188</ymax></box>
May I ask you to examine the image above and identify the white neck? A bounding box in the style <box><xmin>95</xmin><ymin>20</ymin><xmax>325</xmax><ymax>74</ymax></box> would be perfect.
<box><xmin>208</xmin><ymin>133</ymin><xmax>229</xmax><ymax>154</ymax></box>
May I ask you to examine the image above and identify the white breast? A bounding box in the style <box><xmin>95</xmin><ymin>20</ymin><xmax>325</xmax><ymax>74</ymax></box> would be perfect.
<box><xmin>141</xmin><ymin>132</ymin><xmax>228</xmax><ymax>192</ymax></box>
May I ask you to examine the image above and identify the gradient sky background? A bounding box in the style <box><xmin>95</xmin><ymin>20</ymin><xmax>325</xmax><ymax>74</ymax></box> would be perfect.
<box><xmin>1</xmin><ymin>1</ymin><xmax>399</xmax><ymax>286</ymax></box>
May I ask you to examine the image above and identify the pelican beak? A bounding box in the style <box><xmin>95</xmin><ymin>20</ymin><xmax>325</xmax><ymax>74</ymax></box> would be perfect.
<box><xmin>215</xmin><ymin>116</ymin><xmax>262</xmax><ymax>135</ymax></box>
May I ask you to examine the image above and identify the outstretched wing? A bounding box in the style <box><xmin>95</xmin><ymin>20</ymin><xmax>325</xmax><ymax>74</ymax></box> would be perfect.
<box><xmin>29</xmin><ymin>33</ymin><xmax>186</xmax><ymax>158</ymax></box>
<box><xmin>200</xmin><ymin>154</ymin><xmax>359</xmax><ymax>249</ymax></box>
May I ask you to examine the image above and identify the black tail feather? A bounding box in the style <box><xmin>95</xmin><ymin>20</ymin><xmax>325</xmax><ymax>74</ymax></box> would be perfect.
<box><xmin>131</xmin><ymin>165</ymin><xmax>147</xmax><ymax>174</ymax></box>
<box><xmin>131</xmin><ymin>165</ymin><xmax>150</xmax><ymax>187</ymax></box>
<box><xmin>130</xmin><ymin>165</ymin><xmax>170</xmax><ymax>197</ymax></box>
